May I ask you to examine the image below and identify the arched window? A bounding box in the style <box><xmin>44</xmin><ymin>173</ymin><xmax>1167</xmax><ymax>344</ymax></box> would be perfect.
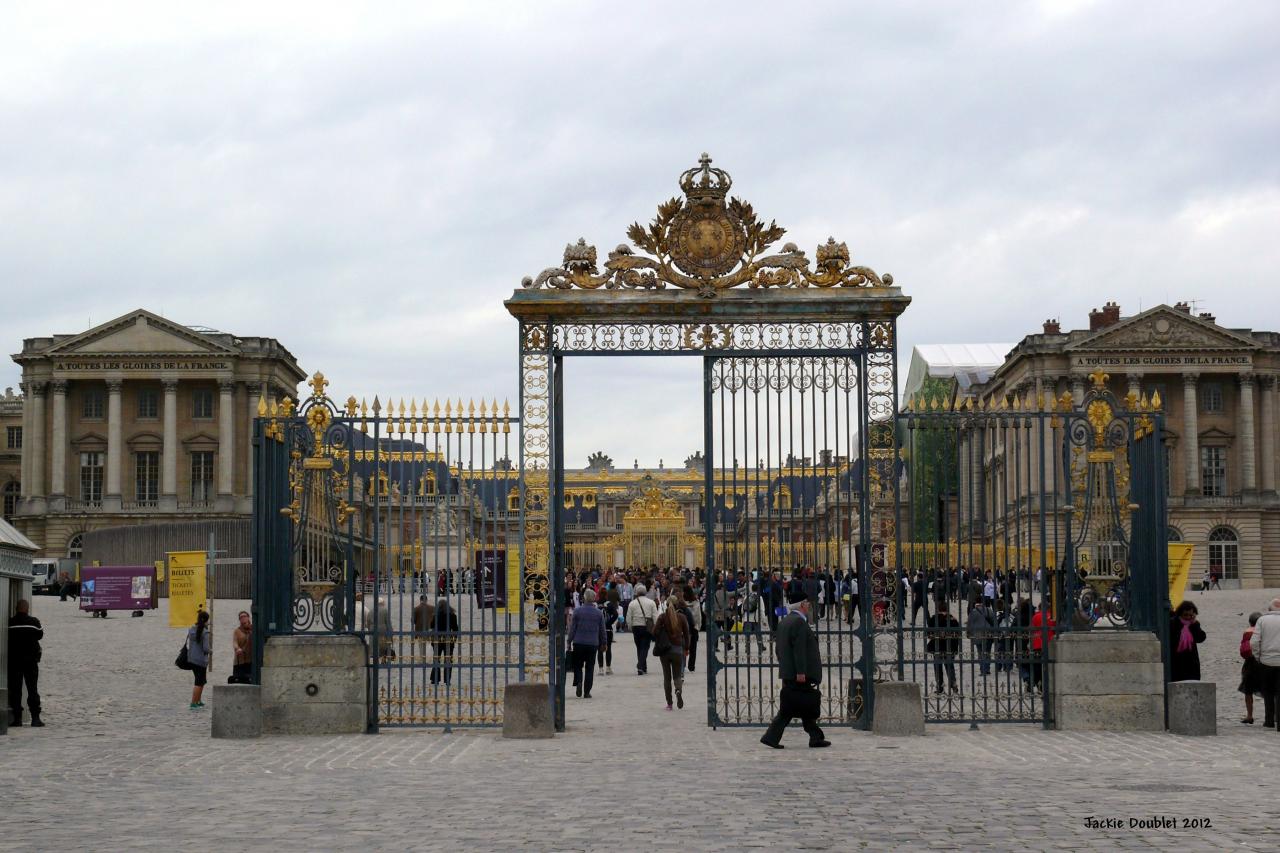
<box><xmin>67</xmin><ymin>532</ymin><xmax>84</xmax><ymax>561</ymax></box>
<box><xmin>1208</xmin><ymin>526</ymin><xmax>1239</xmax><ymax>580</ymax></box>
<box><xmin>2</xmin><ymin>481</ymin><xmax>18</xmax><ymax>520</ymax></box>
<box><xmin>1166</xmin><ymin>526</ymin><xmax>1183</xmax><ymax>542</ymax></box>
<box><xmin>507</xmin><ymin>487</ymin><xmax>520</xmax><ymax>512</ymax></box>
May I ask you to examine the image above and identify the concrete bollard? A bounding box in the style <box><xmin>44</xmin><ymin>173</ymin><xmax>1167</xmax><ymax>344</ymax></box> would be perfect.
<box><xmin>212</xmin><ymin>684</ymin><xmax>263</xmax><ymax>739</ymax></box>
<box><xmin>1167</xmin><ymin>681</ymin><xmax>1216</xmax><ymax>736</ymax></box>
<box><xmin>872</xmin><ymin>681</ymin><xmax>926</xmax><ymax>736</ymax></box>
<box><xmin>502</xmin><ymin>682</ymin><xmax>554</xmax><ymax>739</ymax></box>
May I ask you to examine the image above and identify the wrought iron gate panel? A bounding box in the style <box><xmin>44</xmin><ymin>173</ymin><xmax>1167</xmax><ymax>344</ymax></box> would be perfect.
<box><xmin>253</xmin><ymin>374</ymin><xmax>526</xmax><ymax>729</ymax></box>
<box><xmin>704</xmin><ymin>355</ymin><xmax>872</xmax><ymax>727</ymax></box>
<box><xmin>891</xmin><ymin>373</ymin><xmax>1168</xmax><ymax>725</ymax></box>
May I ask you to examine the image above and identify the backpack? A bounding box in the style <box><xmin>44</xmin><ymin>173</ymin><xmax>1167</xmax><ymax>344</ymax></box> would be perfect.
<box><xmin>1241</xmin><ymin>632</ymin><xmax>1253</xmax><ymax>660</ymax></box>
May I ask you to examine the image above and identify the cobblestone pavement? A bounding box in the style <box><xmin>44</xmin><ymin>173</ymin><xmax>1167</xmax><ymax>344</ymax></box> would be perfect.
<box><xmin>3</xmin><ymin>588</ymin><xmax>1278</xmax><ymax>852</ymax></box>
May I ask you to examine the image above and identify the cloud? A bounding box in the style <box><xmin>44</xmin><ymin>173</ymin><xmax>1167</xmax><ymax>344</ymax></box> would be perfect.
<box><xmin>1</xmin><ymin>0</ymin><xmax>1277</xmax><ymax>466</ymax></box>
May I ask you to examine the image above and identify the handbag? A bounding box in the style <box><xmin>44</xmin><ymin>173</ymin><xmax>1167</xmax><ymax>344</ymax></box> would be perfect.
<box><xmin>175</xmin><ymin>642</ymin><xmax>192</xmax><ymax>670</ymax></box>
<box><xmin>652</xmin><ymin>621</ymin><xmax>672</xmax><ymax>657</ymax></box>
<box><xmin>636</xmin><ymin>600</ymin><xmax>656</xmax><ymax>634</ymax></box>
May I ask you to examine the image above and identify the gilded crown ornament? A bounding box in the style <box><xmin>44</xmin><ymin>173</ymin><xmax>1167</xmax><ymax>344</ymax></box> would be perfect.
<box><xmin>522</xmin><ymin>153</ymin><xmax>893</xmax><ymax>298</ymax></box>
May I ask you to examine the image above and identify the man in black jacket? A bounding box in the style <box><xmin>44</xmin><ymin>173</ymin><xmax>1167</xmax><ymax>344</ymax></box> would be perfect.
<box><xmin>8</xmin><ymin>599</ymin><xmax>44</xmax><ymax>727</ymax></box>
<box><xmin>760</xmin><ymin>591</ymin><xmax>830</xmax><ymax>749</ymax></box>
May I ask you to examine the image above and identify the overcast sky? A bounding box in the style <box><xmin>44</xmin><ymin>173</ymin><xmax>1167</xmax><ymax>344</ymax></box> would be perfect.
<box><xmin>2</xmin><ymin>1</ymin><xmax>1277</xmax><ymax>467</ymax></box>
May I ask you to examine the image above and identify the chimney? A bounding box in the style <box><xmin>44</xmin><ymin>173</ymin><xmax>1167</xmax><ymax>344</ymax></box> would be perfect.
<box><xmin>1043</xmin><ymin>318</ymin><xmax>1061</xmax><ymax>335</ymax></box>
<box><xmin>1173</xmin><ymin>301</ymin><xmax>1192</xmax><ymax>314</ymax></box>
<box><xmin>1199</xmin><ymin>311</ymin><xmax>1216</xmax><ymax>324</ymax></box>
<box><xmin>1089</xmin><ymin>302</ymin><xmax>1122</xmax><ymax>331</ymax></box>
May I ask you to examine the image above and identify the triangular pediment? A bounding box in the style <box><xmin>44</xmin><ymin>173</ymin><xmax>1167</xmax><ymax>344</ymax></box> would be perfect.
<box><xmin>1066</xmin><ymin>306</ymin><xmax>1260</xmax><ymax>352</ymax></box>
<box><xmin>47</xmin><ymin>310</ymin><xmax>235</xmax><ymax>356</ymax></box>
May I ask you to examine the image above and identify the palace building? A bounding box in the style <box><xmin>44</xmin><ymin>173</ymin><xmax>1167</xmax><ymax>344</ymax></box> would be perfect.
<box><xmin>952</xmin><ymin>303</ymin><xmax>1280</xmax><ymax>588</ymax></box>
<box><xmin>9</xmin><ymin>309</ymin><xmax>305</xmax><ymax>559</ymax></box>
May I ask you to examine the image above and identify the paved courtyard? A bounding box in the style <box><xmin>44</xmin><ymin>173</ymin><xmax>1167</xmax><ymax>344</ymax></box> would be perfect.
<box><xmin>3</xmin><ymin>586</ymin><xmax>1278</xmax><ymax>852</ymax></box>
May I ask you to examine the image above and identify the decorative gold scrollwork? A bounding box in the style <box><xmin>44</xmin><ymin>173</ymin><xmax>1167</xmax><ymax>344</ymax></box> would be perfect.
<box><xmin>522</xmin><ymin>154</ymin><xmax>893</xmax><ymax>298</ymax></box>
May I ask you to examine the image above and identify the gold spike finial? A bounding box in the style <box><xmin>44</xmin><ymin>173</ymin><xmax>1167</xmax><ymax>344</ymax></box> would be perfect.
<box><xmin>257</xmin><ymin>396</ymin><xmax>268</xmax><ymax>417</ymax></box>
<box><xmin>1151</xmin><ymin>389</ymin><xmax>1162</xmax><ymax>410</ymax></box>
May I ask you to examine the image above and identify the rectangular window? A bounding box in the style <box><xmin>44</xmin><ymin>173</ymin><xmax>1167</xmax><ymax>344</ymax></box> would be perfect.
<box><xmin>137</xmin><ymin>388</ymin><xmax>159</xmax><ymax>419</ymax></box>
<box><xmin>5</xmin><ymin>426</ymin><xmax>20</xmax><ymax>449</ymax></box>
<box><xmin>1201</xmin><ymin>446</ymin><xmax>1226</xmax><ymax>497</ymax></box>
<box><xmin>192</xmin><ymin>388</ymin><xmax>214</xmax><ymax>420</ymax></box>
<box><xmin>1201</xmin><ymin>382</ymin><xmax>1223</xmax><ymax>413</ymax></box>
<box><xmin>191</xmin><ymin>451</ymin><xmax>214</xmax><ymax>502</ymax></box>
<box><xmin>83</xmin><ymin>388</ymin><xmax>105</xmax><ymax>420</ymax></box>
<box><xmin>80</xmin><ymin>451</ymin><xmax>104</xmax><ymax>504</ymax></box>
<box><xmin>135</xmin><ymin>451</ymin><xmax>159</xmax><ymax>504</ymax></box>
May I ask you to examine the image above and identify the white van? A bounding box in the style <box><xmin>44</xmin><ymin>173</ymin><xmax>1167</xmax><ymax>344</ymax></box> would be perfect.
<box><xmin>31</xmin><ymin>559</ymin><xmax>60</xmax><ymax>595</ymax></box>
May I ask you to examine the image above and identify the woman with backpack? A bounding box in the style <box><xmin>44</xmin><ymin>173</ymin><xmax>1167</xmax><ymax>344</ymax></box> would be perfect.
<box><xmin>186</xmin><ymin>610</ymin><xmax>212</xmax><ymax>710</ymax></box>
<box><xmin>652</xmin><ymin>597</ymin><xmax>691</xmax><ymax>710</ymax></box>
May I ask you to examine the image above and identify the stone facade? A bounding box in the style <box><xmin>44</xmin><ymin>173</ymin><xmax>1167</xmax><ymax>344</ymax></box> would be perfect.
<box><xmin>1</xmin><ymin>387</ymin><xmax>21</xmax><ymax>523</ymax></box>
<box><xmin>10</xmin><ymin>309</ymin><xmax>305</xmax><ymax>558</ymax></box>
<box><xmin>969</xmin><ymin>303</ymin><xmax>1280</xmax><ymax>588</ymax></box>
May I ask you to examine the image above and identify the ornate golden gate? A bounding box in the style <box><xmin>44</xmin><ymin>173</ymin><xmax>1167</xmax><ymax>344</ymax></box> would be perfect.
<box><xmin>507</xmin><ymin>153</ymin><xmax>909</xmax><ymax>731</ymax></box>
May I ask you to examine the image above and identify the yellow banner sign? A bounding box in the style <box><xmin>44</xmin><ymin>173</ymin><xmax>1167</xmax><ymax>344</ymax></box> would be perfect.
<box><xmin>168</xmin><ymin>551</ymin><xmax>208</xmax><ymax>628</ymax></box>
<box><xmin>1168</xmin><ymin>543</ymin><xmax>1195</xmax><ymax>604</ymax></box>
<box><xmin>502</xmin><ymin>550</ymin><xmax>522</xmax><ymax>615</ymax></box>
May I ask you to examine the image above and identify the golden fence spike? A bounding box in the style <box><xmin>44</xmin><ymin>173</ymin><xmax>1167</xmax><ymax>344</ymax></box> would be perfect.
<box><xmin>371</xmin><ymin>396</ymin><xmax>381</xmax><ymax>415</ymax></box>
<box><xmin>478</xmin><ymin>399</ymin><xmax>488</xmax><ymax>434</ymax></box>
<box><xmin>269</xmin><ymin>400</ymin><xmax>279</xmax><ymax>417</ymax></box>
<box><xmin>1151</xmin><ymin>390</ymin><xmax>1162</xmax><ymax>410</ymax></box>
<box><xmin>257</xmin><ymin>396</ymin><xmax>268</xmax><ymax>417</ymax></box>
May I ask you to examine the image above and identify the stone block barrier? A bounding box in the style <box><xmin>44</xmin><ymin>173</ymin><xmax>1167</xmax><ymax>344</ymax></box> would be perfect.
<box><xmin>211</xmin><ymin>684</ymin><xmax>262</xmax><ymax>739</ymax></box>
<box><xmin>502</xmin><ymin>682</ymin><xmax>553</xmax><ymax>739</ymax></box>
<box><xmin>1167</xmin><ymin>681</ymin><xmax>1216</xmax><ymax>736</ymax></box>
<box><xmin>872</xmin><ymin>681</ymin><xmax>925</xmax><ymax>736</ymax></box>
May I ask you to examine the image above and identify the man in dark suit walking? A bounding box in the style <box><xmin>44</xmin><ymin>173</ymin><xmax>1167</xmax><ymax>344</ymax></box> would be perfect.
<box><xmin>760</xmin><ymin>590</ymin><xmax>830</xmax><ymax>749</ymax></box>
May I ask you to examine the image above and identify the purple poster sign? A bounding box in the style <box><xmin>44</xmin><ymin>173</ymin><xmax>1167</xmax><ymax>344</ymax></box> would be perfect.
<box><xmin>80</xmin><ymin>566</ymin><xmax>157</xmax><ymax>612</ymax></box>
<box><xmin>474</xmin><ymin>550</ymin><xmax>507</xmax><ymax>609</ymax></box>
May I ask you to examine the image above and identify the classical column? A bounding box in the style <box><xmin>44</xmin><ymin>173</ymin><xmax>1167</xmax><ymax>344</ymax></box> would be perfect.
<box><xmin>162</xmin><ymin>379</ymin><xmax>178</xmax><ymax>497</ymax></box>
<box><xmin>1261</xmin><ymin>376</ymin><xmax>1277</xmax><ymax>494</ymax></box>
<box><xmin>1126</xmin><ymin>372</ymin><xmax>1142</xmax><ymax>403</ymax></box>
<box><xmin>28</xmin><ymin>382</ymin><xmax>47</xmax><ymax>500</ymax></box>
<box><xmin>1071</xmin><ymin>377</ymin><xmax>1086</xmax><ymax>408</ymax></box>
<box><xmin>19</xmin><ymin>381</ymin><xmax>32</xmax><ymax>499</ymax></box>
<box><xmin>218</xmin><ymin>380</ymin><xmax>235</xmax><ymax>496</ymax></box>
<box><xmin>105</xmin><ymin>379</ymin><xmax>123</xmax><ymax>498</ymax></box>
<box><xmin>1239</xmin><ymin>374</ymin><xmax>1257</xmax><ymax>493</ymax></box>
<box><xmin>50</xmin><ymin>381</ymin><xmax>67</xmax><ymax>497</ymax></box>
<box><xmin>1183</xmin><ymin>373</ymin><xmax>1200</xmax><ymax>495</ymax></box>
<box><xmin>246</xmin><ymin>382</ymin><xmax>262</xmax><ymax>498</ymax></box>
